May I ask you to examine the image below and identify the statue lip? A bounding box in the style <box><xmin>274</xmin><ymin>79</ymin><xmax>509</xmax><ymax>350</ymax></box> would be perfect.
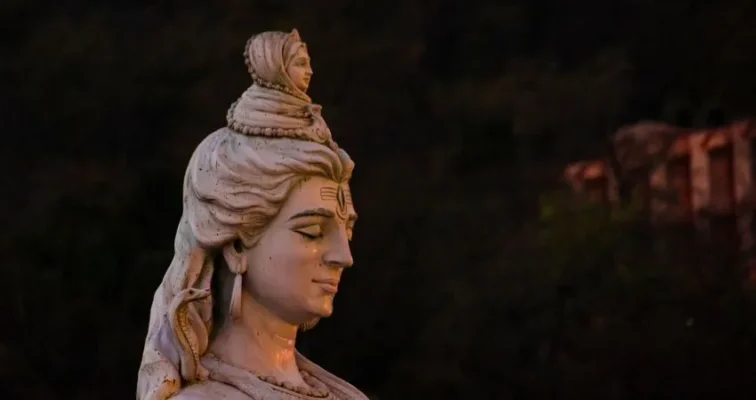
<box><xmin>312</xmin><ymin>278</ymin><xmax>339</xmax><ymax>293</ymax></box>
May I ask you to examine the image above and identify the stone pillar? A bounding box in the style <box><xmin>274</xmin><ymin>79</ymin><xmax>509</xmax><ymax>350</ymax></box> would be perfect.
<box><xmin>605</xmin><ymin>159</ymin><xmax>619</xmax><ymax>204</ymax></box>
<box><xmin>648</xmin><ymin>161</ymin><xmax>667</xmax><ymax>223</ymax></box>
<box><xmin>732</xmin><ymin>122</ymin><xmax>753</xmax><ymax>257</ymax></box>
<box><xmin>688</xmin><ymin>132</ymin><xmax>710</xmax><ymax>229</ymax></box>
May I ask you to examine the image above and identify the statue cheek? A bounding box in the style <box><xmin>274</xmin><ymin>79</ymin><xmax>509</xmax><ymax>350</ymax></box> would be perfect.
<box><xmin>285</xmin><ymin>66</ymin><xmax>297</xmax><ymax>80</ymax></box>
<box><xmin>299</xmin><ymin>246</ymin><xmax>320</xmax><ymax>266</ymax></box>
<box><xmin>284</xmin><ymin>243</ymin><xmax>320</xmax><ymax>267</ymax></box>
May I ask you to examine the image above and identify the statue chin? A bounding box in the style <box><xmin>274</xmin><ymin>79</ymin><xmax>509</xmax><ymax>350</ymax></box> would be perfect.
<box><xmin>312</xmin><ymin>295</ymin><xmax>336</xmax><ymax>317</ymax></box>
<box><xmin>298</xmin><ymin>80</ymin><xmax>310</xmax><ymax>92</ymax></box>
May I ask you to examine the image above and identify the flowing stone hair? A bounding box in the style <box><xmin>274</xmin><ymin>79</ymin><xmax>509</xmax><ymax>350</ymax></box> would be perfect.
<box><xmin>137</xmin><ymin>127</ymin><xmax>354</xmax><ymax>400</ymax></box>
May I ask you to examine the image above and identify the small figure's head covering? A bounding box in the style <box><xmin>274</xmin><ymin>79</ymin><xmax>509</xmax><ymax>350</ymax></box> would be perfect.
<box><xmin>245</xmin><ymin>29</ymin><xmax>310</xmax><ymax>101</ymax></box>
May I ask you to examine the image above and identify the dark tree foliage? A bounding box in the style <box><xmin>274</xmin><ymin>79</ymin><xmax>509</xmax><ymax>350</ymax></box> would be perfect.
<box><xmin>4</xmin><ymin>1</ymin><xmax>756</xmax><ymax>399</ymax></box>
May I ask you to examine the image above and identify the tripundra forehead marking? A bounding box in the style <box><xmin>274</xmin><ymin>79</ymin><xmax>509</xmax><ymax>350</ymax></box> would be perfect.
<box><xmin>320</xmin><ymin>185</ymin><xmax>352</xmax><ymax>220</ymax></box>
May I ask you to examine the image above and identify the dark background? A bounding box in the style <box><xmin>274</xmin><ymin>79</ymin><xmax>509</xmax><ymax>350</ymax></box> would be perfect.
<box><xmin>4</xmin><ymin>1</ymin><xmax>756</xmax><ymax>399</ymax></box>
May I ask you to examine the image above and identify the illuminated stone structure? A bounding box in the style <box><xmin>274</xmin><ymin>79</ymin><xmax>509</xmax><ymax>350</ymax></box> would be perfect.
<box><xmin>564</xmin><ymin>119</ymin><xmax>756</xmax><ymax>278</ymax></box>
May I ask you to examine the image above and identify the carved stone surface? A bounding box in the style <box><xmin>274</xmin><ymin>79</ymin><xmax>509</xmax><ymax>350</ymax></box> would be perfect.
<box><xmin>137</xmin><ymin>29</ymin><xmax>368</xmax><ymax>400</ymax></box>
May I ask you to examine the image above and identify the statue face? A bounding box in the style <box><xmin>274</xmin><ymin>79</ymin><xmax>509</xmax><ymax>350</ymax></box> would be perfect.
<box><xmin>286</xmin><ymin>45</ymin><xmax>313</xmax><ymax>92</ymax></box>
<box><xmin>242</xmin><ymin>176</ymin><xmax>356</xmax><ymax>324</ymax></box>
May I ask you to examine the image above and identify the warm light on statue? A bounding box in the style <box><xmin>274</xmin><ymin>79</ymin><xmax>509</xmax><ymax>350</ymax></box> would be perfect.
<box><xmin>136</xmin><ymin>29</ymin><xmax>367</xmax><ymax>400</ymax></box>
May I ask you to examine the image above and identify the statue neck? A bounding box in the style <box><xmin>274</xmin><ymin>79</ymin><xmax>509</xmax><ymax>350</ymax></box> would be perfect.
<box><xmin>209</xmin><ymin>292</ymin><xmax>305</xmax><ymax>386</ymax></box>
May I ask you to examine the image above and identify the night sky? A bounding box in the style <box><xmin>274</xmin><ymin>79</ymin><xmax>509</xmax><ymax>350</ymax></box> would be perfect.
<box><xmin>4</xmin><ymin>1</ymin><xmax>756</xmax><ymax>399</ymax></box>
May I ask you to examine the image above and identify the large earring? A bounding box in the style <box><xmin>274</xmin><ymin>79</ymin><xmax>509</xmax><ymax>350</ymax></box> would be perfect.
<box><xmin>229</xmin><ymin>253</ymin><xmax>247</xmax><ymax>321</ymax></box>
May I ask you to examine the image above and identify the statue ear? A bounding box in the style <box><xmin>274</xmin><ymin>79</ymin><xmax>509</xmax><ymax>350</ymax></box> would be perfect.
<box><xmin>221</xmin><ymin>239</ymin><xmax>246</xmax><ymax>274</ymax></box>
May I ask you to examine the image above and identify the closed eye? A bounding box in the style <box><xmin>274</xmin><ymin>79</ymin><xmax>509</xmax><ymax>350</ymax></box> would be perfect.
<box><xmin>294</xmin><ymin>225</ymin><xmax>322</xmax><ymax>240</ymax></box>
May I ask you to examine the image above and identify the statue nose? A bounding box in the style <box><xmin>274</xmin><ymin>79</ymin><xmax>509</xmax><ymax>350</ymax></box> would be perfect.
<box><xmin>324</xmin><ymin>235</ymin><xmax>353</xmax><ymax>269</ymax></box>
<box><xmin>325</xmin><ymin>249</ymin><xmax>353</xmax><ymax>269</ymax></box>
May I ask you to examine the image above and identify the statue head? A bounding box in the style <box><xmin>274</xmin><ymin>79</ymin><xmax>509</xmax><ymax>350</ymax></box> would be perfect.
<box><xmin>137</xmin><ymin>30</ymin><xmax>355</xmax><ymax>400</ymax></box>
<box><xmin>286</xmin><ymin>44</ymin><xmax>313</xmax><ymax>93</ymax></box>
<box><xmin>201</xmin><ymin>133</ymin><xmax>356</xmax><ymax>327</ymax></box>
<box><xmin>244</xmin><ymin>29</ymin><xmax>313</xmax><ymax>99</ymax></box>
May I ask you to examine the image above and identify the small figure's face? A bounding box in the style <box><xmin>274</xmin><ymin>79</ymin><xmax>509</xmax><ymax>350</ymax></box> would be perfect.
<box><xmin>242</xmin><ymin>176</ymin><xmax>356</xmax><ymax>324</ymax></box>
<box><xmin>286</xmin><ymin>45</ymin><xmax>313</xmax><ymax>92</ymax></box>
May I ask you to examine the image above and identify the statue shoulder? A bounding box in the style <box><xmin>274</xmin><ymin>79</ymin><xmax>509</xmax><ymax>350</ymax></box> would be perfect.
<box><xmin>171</xmin><ymin>380</ymin><xmax>252</xmax><ymax>400</ymax></box>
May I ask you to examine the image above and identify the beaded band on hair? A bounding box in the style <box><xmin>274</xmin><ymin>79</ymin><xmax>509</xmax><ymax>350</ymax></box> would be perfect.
<box><xmin>225</xmin><ymin>98</ymin><xmax>335</xmax><ymax>148</ymax></box>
